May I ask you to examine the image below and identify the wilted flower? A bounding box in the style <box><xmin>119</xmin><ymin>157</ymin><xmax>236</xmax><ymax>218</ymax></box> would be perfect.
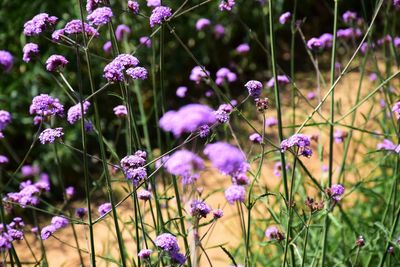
<box><xmin>355</xmin><ymin>235</ymin><xmax>365</xmax><ymax>247</ymax></box>
<box><xmin>87</xmin><ymin>7</ymin><xmax>113</xmax><ymax>26</ymax></box>
<box><xmin>39</xmin><ymin>128</ymin><xmax>64</xmax><ymax>144</ymax></box>
<box><xmin>45</xmin><ymin>55</ymin><xmax>68</xmax><ymax>72</ymax></box>
<box><xmin>256</xmin><ymin>98</ymin><xmax>269</xmax><ymax>112</ymax></box>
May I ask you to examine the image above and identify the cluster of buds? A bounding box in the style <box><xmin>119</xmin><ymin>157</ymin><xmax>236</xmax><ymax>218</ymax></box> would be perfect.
<box><xmin>305</xmin><ymin>197</ymin><xmax>324</xmax><ymax>212</ymax></box>
<box><xmin>255</xmin><ymin>98</ymin><xmax>269</xmax><ymax>112</ymax></box>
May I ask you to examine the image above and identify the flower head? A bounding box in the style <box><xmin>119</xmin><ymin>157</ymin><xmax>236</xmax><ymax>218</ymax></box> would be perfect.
<box><xmin>30</xmin><ymin>94</ymin><xmax>64</xmax><ymax>118</ymax></box>
<box><xmin>0</xmin><ymin>155</ymin><xmax>9</xmax><ymax>165</ymax></box>
<box><xmin>176</xmin><ymin>86</ymin><xmax>188</xmax><ymax>98</ymax></box>
<box><xmin>46</xmin><ymin>55</ymin><xmax>68</xmax><ymax>72</ymax></box>
<box><xmin>249</xmin><ymin>133</ymin><xmax>262</xmax><ymax>144</ymax></box>
<box><xmin>190</xmin><ymin>200</ymin><xmax>211</xmax><ymax>218</ymax></box>
<box><xmin>40</xmin><ymin>225</ymin><xmax>56</xmax><ymax>240</ymax></box>
<box><xmin>126</xmin><ymin>67</ymin><xmax>148</xmax><ymax>80</ymax></box>
<box><xmin>67</xmin><ymin>101</ymin><xmax>90</xmax><ymax>124</ymax></box>
<box><xmin>196</xmin><ymin>18</ymin><xmax>211</xmax><ymax>31</ymax></box>
<box><xmin>0</xmin><ymin>110</ymin><xmax>12</xmax><ymax>132</ymax></box>
<box><xmin>39</xmin><ymin>128</ymin><xmax>64</xmax><ymax>144</ymax></box>
<box><xmin>120</xmin><ymin>151</ymin><xmax>147</xmax><ymax>185</ymax></box>
<box><xmin>147</xmin><ymin>0</ymin><xmax>161</xmax><ymax>7</ymax></box>
<box><xmin>164</xmin><ymin>150</ymin><xmax>204</xmax><ymax>185</ymax></box>
<box><xmin>190</xmin><ymin>66</ymin><xmax>209</xmax><ymax>83</ymax></box>
<box><xmin>138</xmin><ymin>190</ymin><xmax>152</xmax><ymax>201</ymax></box>
<box><xmin>216</xmin><ymin>67</ymin><xmax>237</xmax><ymax>85</ymax></box>
<box><xmin>279</xmin><ymin>12</ymin><xmax>291</xmax><ymax>25</ymax></box>
<box><xmin>225</xmin><ymin>185</ymin><xmax>246</xmax><ymax>204</ymax></box>
<box><xmin>265</xmin><ymin>226</ymin><xmax>284</xmax><ymax>241</ymax></box>
<box><xmin>219</xmin><ymin>0</ymin><xmax>235</xmax><ymax>11</ymax></box>
<box><xmin>87</xmin><ymin>7</ymin><xmax>113</xmax><ymax>26</ymax></box>
<box><xmin>23</xmin><ymin>43</ymin><xmax>39</xmax><ymax>63</ymax></box>
<box><xmin>266</xmin><ymin>75</ymin><xmax>290</xmax><ymax>88</ymax></box>
<box><xmin>155</xmin><ymin>233</ymin><xmax>179</xmax><ymax>252</ymax></box>
<box><xmin>128</xmin><ymin>1</ymin><xmax>140</xmax><ymax>14</ymax></box>
<box><xmin>138</xmin><ymin>249</ymin><xmax>152</xmax><ymax>259</ymax></box>
<box><xmin>236</xmin><ymin>43</ymin><xmax>250</xmax><ymax>54</ymax></box>
<box><xmin>116</xmin><ymin>24</ymin><xmax>131</xmax><ymax>41</ymax></box>
<box><xmin>51</xmin><ymin>216</ymin><xmax>69</xmax><ymax>230</ymax></box>
<box><xmin>245</xmin><ymin>80</ymin><xmax>263</xmax><ymax>98</ymax></box>
<box><xmin>140</xmin><ymin>36</ymin><xmax>152</xmax><ymax>47</ymax></box>
<box><xmin>113</xmin><ymin>105</ymin><xmax>128</xmax><ymax>118</ymax></box>
<box><xmin>103</xmin><ymin>54</ymin><xmax>139</xmax><ymax>82</ymax></box>
<box><xmin>149</xmin><ymin>6</ymin><xmax>172</xmax><ymax>28</ymax></box>
<box><xmin>0</xmin><ymin>51</ymin><xmax>13</xmax><ymax>72</ymax></box>
<box><xmin>63</xmin><ymin>20</ymin><xmax>99</xmax><ymax>37</ymax></box>
<box><xmin>98</xmin><ymin>202</ymin><xmax>112</xmax><ymax>216</ymax></box>
<box><xmin>281</xmin><ymin>134</ymin><xmax>312</xmax><ymax>157</ymax></box>
<box><xmin>342</xmin><ymin>11</ymin><xmax>358</xmax><ymax>24</ymax></box>
<box><xmin>23</xmin><ymin>13</ymin><xmax>58</xmax><ymax>36</ymax></box>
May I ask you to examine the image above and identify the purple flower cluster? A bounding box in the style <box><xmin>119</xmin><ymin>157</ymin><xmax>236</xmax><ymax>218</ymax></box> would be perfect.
<box><xmin>219</xmin><ymin>0</ymin><xmax>236</xmax><ymax>11</ymax></box>
<box><xmin>163</xmin><ymin>150</ymin><xmax>205</xmax><ymax>185</ymax></box>
<box><xmin>0</xmin><ymin>218</ymin><xmax>25</xmax><ymax>252</ymax></box>
<box><xmin>190</xmin><ymin>200</ymin><xmax>211</xmax><ymax>218</ymax></box>
<box><xmin>23</xmin><ymin>13</ymin><xmax>58</xmax><ymax>36</ymax></box>
<box><xmin>4</xmin><ymin>179</ymin><xmax>50</xmax><ymax>208</ymax></box>
<box><xmin>377</xmin><ymin>139</ymin><xmax>400</xmax><ymax>152</ymax></box>
<box><xmin>39</xmin><ymin>127</ymin><xmax>64</xmax><ymax>144</ymax></box>
<box><xmin>128</xmin><ymin>1</ymin><xmax>140</xmax><ymax>14</ymax></box>
<box><xmin>113</xmin><ymin>105</ymin><xmax>128</xmax><ymax>118</ymax></box>
<box><xmin>176</xmin><ymin>86</ymin><xmax>188</xmax><ymax>98</ymax></box>
<box><xmin>87</xmin><ymin>7</ymin><xmax>113</xmax><ymax>26</ymax></box>
<box><xmin>46</xmin><ymin>55</ymin><xmax>68</xmax><ymax>72</ymax></box>
<box><xmin>149</xmin><ymin>6</ymin><xmax>172</xmax><ymax>28</ymax></box>
<box><xmin>327</xmin><ymin>184</ymin><xmax>345</xmax><ymax>201</ymax></box>
<box><xmin>196</xmin><ymin>18</ymin><xmax>211</xmax><ymax>31</ymax></box>
<box><xmin>59</xmin><ymin>19</ymin><xmax>99</xmax><ymax>38</ymax></box>
<box><xmin>337</xmin><ymin>28</ymin><xmax>362</xmax><ymax>40</ymax></box>
<box><xmin>0</xmin><ymin>110</ymin><xmax>12</xmax><ymax>137</ymax></box>
<box><xmin>214</xmin><ymin>24</ymin><xmax>225</xmax><ymax>39</ymax></box>
<box><xmin>225</xmin><ymin>185</ymin><xmax>246</xmax><ymax>204</ymax></box>
<box><xmin>41</xmin><ymin>216</ymin><xmax>69</xmax><ymax>240</ymax></box>
<box><xmin>67</xmin><ymin>101</ymin><xmax>90</xmax><ymax>124</ymax></box>
<box><xmin>245</xmin><ymin>80</ymin><xmax>263</xmax><ymax>98</ymax></box>
<box><xmin>216</xmin><ymin>67</ymin><xmax>237</xmax><ymax>85</ymax></box>
<box><xmin>342</xmin><ymin>11</ymin><xmax>358</xmax><ymax>24</ymax></box>
<box><xmin>147</xmin><ymin>0</ymin><xmax>161</xmax><ymax>7</ymax></box>
<box><xmin>154</xmin><ymin>233</ymin><xmax>186</xmax><ymax>264</ymax></box>
<box><xmin>279</xmin><ymin>12</ymin><xmax>291</xmax><ymax>25</ymax></box>
<box><xmin>266</xmin><ymin>75</ymin><xmax>290</xmax><ymax>88</ymax></box>
<box><xmin>265</xmin><ymin>226</ymin><xmax>284</xmax><ymax>241</ymax></box>
<box><xmin>214</xmin><ymin>103</ymin><xmax>232</xmax><ymax>123</ymax></box>
<box><xmin>159</xmin><ymin>104</ymin><xmax>216</xmax><ymax>137</ymax></box>
<box><xmin>120</xmin><ymin>150</ymin><xmax>147</xmax><ymax>185</ymax></box>
<box><xmin>98</xmin><ymin>202</ymin><xmax>112</xmax><ymax>216</ymax></box>
<box><xmin>236</xmin><ymin>43</ymin><xmax>250</xmax><ymax>54</ymax></box>
<box><xmin>86</xmin><ymin>0</ymin><xmax>101</xmax><ymax>13</ymax></box>
<box><xmin>249</xmin><ymin>133</ymin><xmax>262</xmax><ymax>144</ymax></box>
<box><xmin>140</xmin><ymin>36</ymin><xmax>152</xmax><ymax>48</ymax></box>
<box><xmin>138</xmin><ymin>248</ymin><xmax>152</xmax><ymax>259</ymax></box>
<box><xmin>0</xmin><ymin>155</ymin><xmax>9</xmax><ymax>165</ymax></box>
<box><xmin>265</xmin><ymin>117</ymin><xmax>278</xmax><ymax>127</ymax></box>
<box><xmin>281</xmin><ymin>134</ymin><xmax>312</xmax><ymax>157</ymax></box>
<box><xmin>307</xmin><ymin>33</ymin><xmax>334</xmax><ymax>51</ymax></box>
<box><xmin>116</xmin><ymin>24</ymin><xmax>131</xmax><ymax>41</ymax></box>
<box><xmin>22</xmin><ymin>43</ymin><xmax>39</xmax><ymax>63</ymax></box>
<box><xmin>103</xmin><ymin>54</ymin><xmax>140</xmax><ymax>82</ymax></box>
<box><xmin>0</xmin><ymin>50</ymin><xmax>13</xmax><ymax>72</ymax></box>
<box><xmin>190</xmin><ymin>66</ymin><xmax>210</xmax><ymax>84</ymax></box>
<box><xmin>126</xmin><ymin>67</ymin><xmax>148</xmax><ymax>80</ymax></box>
<box><xmin>138</xmin><ymin>189</ymin><xmax>152</xmax><ymax>201</ymax></box>
<box><xmin>333</xmin><ymin>129</ymin><xmax>348</xmax><ymax>144</ymax></box>
<box><xmin>30</xmin><ymin>94</ymin><xmax>64</xmax><ymax>118</ymax></box>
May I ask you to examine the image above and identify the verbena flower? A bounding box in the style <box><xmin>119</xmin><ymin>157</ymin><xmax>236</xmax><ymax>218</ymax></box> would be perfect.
<box><xmin>176</xmin><ymin>86</ymin><xmax>188</xmax><ymax>98</ymax></box>
<box><xmin>39</xmin><ymin>127</ymin><xmax>64</xmax><ymax>144</ymax></box>
<box><xmin>46</xmin><ymin>55</ymin><xmax>68</xmax><ymax>72</ymax></box>
<box><xmin>170</xmin><ymin>251</ymin><xmax>186</xmax><ymax>265</ymax></box>
<box><xmin>219</xmin><ymin>0</ymin><xmax>235</xmax><ymax>11</ymax></box>
<box><xmin>236</xmin><ymin>43</ymin><xmax>250</xmax><ymax>54</ymax></box>
<box><xmin>196</xmin><ymin>18</ymin><xmax>211</xmax><ymax>31</ymax></box>
<box><xmin>265</xmin><ymin>117</ymin><xmax>278</xmax><ymax>127</ymax></box>
<box><xmin>392</xmin><ymin>101</ymin><xmax>400</xmax><ymax>120</ymax></box>
<box><xmin>120</xmin><ymin>151</ymin><xmax>147</xmax><ymax>185</ymax></box>
<box><xmin>22</xmin><ymin>43</ymin><xmax>39</xmax><ymax>63</ymax></box>
<box><xmin>0</xmin><ymin>110</ymin><xmax>12</xmax><ymax>133</ymax></box>
<box><xmin>245</xmin><ymin>80</ymin><xmax>263</xmax><ymax>98</ymax></box>
<box><xmin>0</xmin><ymin>51</ymin><xmax>13</xmax><ymax>72</ymax></box>
<box><xmin>40</xmin><ymin>225</ymin><xmax>56</xmax><ymax>240</ymax></box>
<box><xmin>113</xmin><ymin>105</ymin><xmax>128</xmax><ymax>118</ymax></box>
<box><xmin>147</xmin><ymin>0</ymin><xmax>161</xmax><ymax>7</ymax></box>
<box><xmin>159</xmin><ymin>104</ymin><xmax>216</xmax><ymax>137</ymax></box>
<box><xmin>128</xmin><ymin>1</ymin><xmax>140</xmax><ymax>14</ymax></box>
<box><xmin>0</xmin><ymin>155</ymin><xmax>9</xmax><ymax>165</ymax></box>
<box><xmin>139</xmin><ymin>36</ymin><xmax>152</xmax><ymax>47</ymax></box>
<box><xmin>377</xmin><ymin>139</ymin><xmax>398</xmax><ymax>151</ymax></box>
<box><xmin>280</xmin><ymin>134</ymin><xmax>312</xmax><ymax>157</ymax></box>
<box><xmin>327</xmin><ymin>184</ymin><xmax>345</xmax><ymax>201</ymax></box>
<box><xmin>87</xmin><ymin>7</ymin><xmax>113</xmax><ymax>26</ymax></box>
<box><xmin>279</xmin><ymin>12</ymin><xmax>291</xmax><ymax>25</ymax></box>
<box><xmin>190</xmin><ymin>66</ymin><xmax>209</xmax><ymax>83</ymax></box>
<box><xmin>266</xmin><ymin>75</ymin><xmax>290</xmax><ymax>88</ymax></box>
<box><xmin>164</xmin><ymin>150</ymin><xmax>204</xmax><ymax>185</ymax></box>
<box><xmin>213</xmin><ymin>24</ymin><xmax>225</xmax><ymax>39</ymax></box>
<box><xmin>307</xmin><ymin>38</ymin><xmax>323</xmax><ymax>51</ymax></box>
<box><xmin>30</xmin><ymin>94</ymin><xmax>64</xmax><ymax>118</ymax></box>
<box><xmin>103</xmin><ymin>41</ymin><xmax>112</xmax><ymax>53</ymax></box>
<box><xmin>23</xmin><ymin>13</ymin><xmax>58</xmax><ymax>36</ymax></box>
<box><xmin>249</xmin><ymin>133</ymin><xmax>262</xmax><ymax>144</ymax></box>
<box><xmin>155</xmin><ymin>233</ymin><xmax>179</xmax><ymax>252</ymax></box>
<box><xmin>342</xmin><ymin>11</ymin><xmax>358</xmax><ymax>24</ymax></box>
<box><xmin>333</xmin><ymin>129</ymin><xmax>348</xmax><ymax>144</ymax></box>
<box><xmin>86</xmin><ymin>0</ymin><xmax>101</xmax><ymax>13</ymax></box>
<box><xmin>307</xmin><ymin>91</ymin><xmax>316</xmax><ymax>100</ymax></box>
<box><xmin>216</xmin><ymin>68</ymin><xmax>237</xmax><ymax>85</ymax></box>
<box><xmin>115</xmin><ymin>24</ymin><xmax>131</xmax><ymax>41</ymax></box>
<box><xmin>265</xmin><ymin>226</ymin><xmax>284</xmax><ymax>241</ymax></box>
<box><xmin>67</xmin><ymin>101</ymin><xmax>90</xmax><ymax>124</ymax></box>
<box><xmin>51</xmin><ymin>216</ymin><xmax>69</xmax><ymax>230</ymax></box>
<box><xmin>103</xmin><ymin>54</ymin><xmax>139</xmax><ymax>82</ymax></box>
<box><xmin>98</xmin><ymin>202</ymin><xmax>112</xmax><ymax>216</ymax></box>
<box><xmin>21</xmin><ymin>165</ymin><xmax>40</xmax><ymax>177</ymax></box>
<box><xmin>137</xmin><ymin>190</ymin><xmax>151</xmax><ymax>201</ymax></box>
<box><xmin>138</xmin><ymin>248</ymin><xmax>152</xmax><ymax>259</ymax></box>
<box><xmin>225</xmin><ymin>185</ymin><xmax>246</xmax><ymax>204</ymax></box>
<box><xmin>212</xmin><ymin>209</ymin><xmax>224</xmax><ymax>219</ymax></box>
<box><xmin>337</xmin><ymin>28</ymin><xmax>362</xmax><ymax>40</ymax></box>
<box><xmin>126</xmin><ymin>67</ymin><xmax>148</xmax><ymax>80</ymax></box>
<box><xmin>63</xmin><ymin>20</ymin><xmax>99</xmax><ymax>37</ymax></box>
<box><xmin>214</xmin><ymin>104</ymin><xmax>230</xmax><ymax>123</ymax></box>
<box><xmin>65</xmin><ymin>186</ymin><xmax>75</xmax><ymax>199</ymax></box>
<box><xmin>394</xmin><ymin>0</ymin><xmax>400</xmax><ymax>8</ymax></box>
<box><xmin>149</xmin><ymin>6</ymin><xmax>172</xmax><ymax>28</ymax></box>
<box><xmin>199</xmin><ymin>125</ymin><xmax>210</xmax><ymax>138</ymax></box>
<box><xmin>76</xmin><ymin>207</ymin><xmax>87</xmax><ymax>218</ymax></box>
<box><xmin>190</xmin><ymin>200</ymin><xmax>211</xmax><ymax>218</ymax></box>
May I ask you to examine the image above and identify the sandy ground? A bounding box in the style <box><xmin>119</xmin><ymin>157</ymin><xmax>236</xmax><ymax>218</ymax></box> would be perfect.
<box><xmin>11</xmin><ymin>69</ymin><xmax>389</xmax><ymax>266</ymax></box>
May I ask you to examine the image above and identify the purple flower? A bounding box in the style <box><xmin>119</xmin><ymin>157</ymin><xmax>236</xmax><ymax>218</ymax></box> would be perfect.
<box><xmin>329</xmin><ymin>184</ymin><xmax>345</xmax><ymax>201</ymax></box>
<box><xmin>21</xmin><ymin>165</ymin><xmax>40</xmax><ymax>177</ymax></box>
<box><xmin>159</xmin><ymin>104</ymin><xmax>216</xmax><ymax>137</ymax></box>
<box><xmin>204</xmin><ymin>142</ymin><xmax>248</xmax><ymax>176</ymax></box>
<box><xmin>46</xmin><ymin>55</ymin><xmax>68</xmax><ymax>72</ymax></box>
<box><xmin>120</xmin><ymin>151</ymin><xmax>147</xmax><ymax>185</ymax></box>
<box><xmin>236</xmin><ymin>43</ymin><xmax>250</xmax><ymax>54</ymax></box>
<box><xmin>30</xmin><ymin>94</ymin><xmax>64</xmax><ymax>118</ymax></box>
<box><xmin>190</xmin><ymin>200</ymin><xmax>211</xmax><ymax>218</ymax></box>
<box><xmin>22</xmin><ymin>43</ymin><xmax>39</xmax><ymax>63</ymax></box>
<box><xmin>164</xmin><ymin>150</ymin><xmax>204</xmax><ymax>185</ymax></box>
<box><xmin>103</xmin><ymin>54</ymin><xmax>139</xmax><ymax>82</ymax></box>
<box><xmin>190</xmin><ymin>66</ymin><xmax>209</xmax><ymax>84</ymax></box>
<box><xmin>98</xmin><ymin>202</ymin><xmax>112</xmax><ymax>216</ymax></box>
<box><xmin>196</xmin><ymin>18</ymin><xmax>211</xmax><ymax>31</ymax></box>
<box><xmin>249</xmin><ymin>133</ymin><xmax>262</xmax><ymax>144</ymax></box>
<box><xmin>51</xmin><ymin>29</ymin><xmax>65</xmax><ymax>41</ymax></box>
<box><xmin>170</xmin><ymin>251</ymin><xmax>186</xmax><ymax>265</ymax></box>
<box><xmin>319</xmin><ymin>33</ymin><xmax>333</xmax><ymax>48</ymax></box>
<box><xmin>103</xmin><ymin>41</ymin><xmax>112</xmax><ymax>53</ymax></box>
<box><xmin>342</xmin><ymin>11</ymin><xmax>358</xmax><ymax>24</ymax></box>
<box><xmin>7</xmin><ymin>229</ymin><xmax>23</xmax><ymax>240</ymax></box>
<box><xmin>307</xmin><ymin>38</ymin><xmax>323</xmax><ymax>51</ymax></box>
<box><xmin>76</xmin><ymin>207</ymin><xmax>87</xmax><ymax>218</ymax></box>
<box><xmin>140</xmin><ymin>36</ymin><xmax>152</xmax><ymax>47</ymax></box>
<box><xmin>0</xmin><ymin>110</ymin><xmax>12</xmax><ymax>132</ymax></box>
<box><xmin>67</xmin><ymin>101</ymin><xmax>90</xmax><ymax>124</ymax></box>
<box><xmin>87</xmin><ymin>7</ymin><xmax>113</xmax><ymax>26</ymax></box>
<box><xmin>64</xmin><ymin>20</ymin><xmax>99</xmax><ymax>37</ymax></box>
<box><xmin>245</xmin><ymin>80</ymin><xmax>263</xmax><ymax>98</ymax></box>
<box><xmin>214</xmin><ymin>24</ymin><xmax>225</xmax><ymax>39</ymax></box>
<box><xmin>265</xmin><ymin>117</ymin><xmax>278</xmax><ymax>127</ymax></box>
<box><xmin>265</xmin><ymin>226</ymin><xmax>284</xmax><ymax>241</ymax></box>
<box><xmin>199</xmin><ymin>125</ymin><xmax>210</xmax><ymax>138</ymax></box>
<box><xmin>394</xmin><ymin>37</ymin><xmax>400</xmax><ymax>48</ymax></box>
<box><xmin>377</xmin><ymin>139</ymin><xmax>397</xmax><ymax>151</ymax></box>
<box><xmin>333</xmin><ymin>129</ymin><xmax>348</xmax><ymax>144</ymax></box>
<box><xmin>65</xmin><ymin>186</ymin><xmax>75</xmax><ymax>199</ymax></box>
<box><xmin>176</xmin><ymin>86</ymin><xmax>188</xmax><ymax>98</ymax></box>
<box><xmin>337</xmin><ymin>28</ymin><xmax>362</xmax><ymax>40</ymax></box>
<box><xmin>40</xmin><ymin>225</ymin><xmax>56</xmax><ymax>240</ymax></box>
<box><xmin>214</xmin><ymin>104</ymin><xmax>230</xmax><ymax>123</ymax></box>
<box><xmin>86</xmin><ymin>0</ymin><xmax>101</xmax><ymax>13</ymax></box>
<box><xmin>113</xmin><ymin>105</ymin><xmax>128</xmax><ymax>118</ymax></box>
<box><xmin>155</xmin><ymin>233</ymin><xmax>179</xmax><ymax>252</ymax></box>
<box><xmin>138</xmin><ymin>248</ymin><xmax>152</xmax><ymax>259</ymax></box>
<box><xmin>279</xmin><ymin>12</ymin><xmax>291</xmax><ymax>25</ymax></box>
<box><xmin>147</xmin><ymin>0</ymin><xmax>161</xmax><ymax>7</ymax></box>
<box><xmin>392</xmin><ymin>102</ymin><xmax>400</xmax><ymax>120</ymax></box>
<box><xmin>138</xmin><ymin>190</ymin><xmax>152</xmax><ymax>201</ymax></box>
<box><xmin>216</xmin><ymin>67</ymin><xmax>237</xmax><ymax>85</ymax></box>
<box><xmin>0</xmin><ymin>51</ymin><xmax>13</xmax><ymax>72</ymax></box>
<box><xmin>116</xmin><ymin>24</ymin><xmax>131</xmax><ymax>41</ymax></box>
<box><xmin>51</xmin><ymin>216</ymin><xmax>69</xmax><ymax>230</ymax></box>
<box><xmin>39</xmin><ymin>127</ymin><xmax>64</xmax><ymax>144</ymax></box>
<box><xmin>213</xmin><ymin>209</ymin><xmax>224</xmax><ymax>219</ymax></box>
<box><xmin>266</xmin><ymin>75</ymin><xmax>290</xmax><ymax>88</ymax></box>
<box><xmin>0</xmin><ymin>233</ymin><xmax>12</xmax><ymax>251</ymax></box>
<box><xmin>149</xmin><ymin>6</ymin><xmax>172</xmax><ymax>28</ymax></box>
<box><xmin>225</xmin><ymin>185</ymin><xmax>246</xmax><ymax>204</ymax></box>
<box><xmin>281</xmin><ymin>134</ymin><xmax>312</xmax><ymax>157</ymax></box>
<box><xmin>0</xmin><ymin>155</ymin><xmax>9</xmax><ymax>165</ymax></box>
<box><xmin>394</xmin><ymin>0</ymin><xmax>400</xmax><ymax>8</ymax></box>
<box><xmin>126</xmin><ymin>67</ymin><xmax>148</xmax><ymax>80</ymax></box>
<box><xmin>128</xmin><ymin>1</ymin><xmax>140</xmax><ymax>14</ymax></box>
<box><xmin>23</xmin><ymin>13</ymin><xmax>58</xmax><ymax>36</ymax></box>
<box><xmin>307</xmin><ymin>91</ymin><xmax>316</xmax><ymax>100</ymax></box>
<box><xmin>219</xmin><ymin>0</ymin><xmax>235</xmax><ymax>11</ymax></box>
